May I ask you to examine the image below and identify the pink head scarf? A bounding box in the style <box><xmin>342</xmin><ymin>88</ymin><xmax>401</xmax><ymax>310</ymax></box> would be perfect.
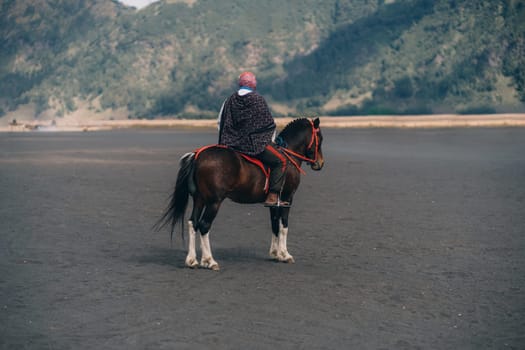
<box><xmin>238</xmin><ymin>71</ymin><xmax>257</xmax><ymax>90</ymax></box>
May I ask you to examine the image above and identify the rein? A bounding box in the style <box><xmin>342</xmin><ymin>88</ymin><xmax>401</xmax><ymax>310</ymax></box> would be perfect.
<box><xmin>279</xmin><ymin>119</ymin><xmax>320</xmax><ymax>174</ymax></box>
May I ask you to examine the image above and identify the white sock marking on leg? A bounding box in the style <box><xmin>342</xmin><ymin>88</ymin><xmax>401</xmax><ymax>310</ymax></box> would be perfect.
<box><xmin>185</xmin><ymin>221</ymin><xmax>198</xmax><ymax>267</ymax></box>
<box><xmin>200</xmin><ymin>232</ymin><xmax>219</xmax><ymax>270</ymax></box>
<box><xmin>269</xmin><ymin>234</ymin><xmax>279</xmax><ymax>259</ymax></box>
<box><xmin>278</xmin><ymin>221</ymin><xmax>294</xmax><ymax>263</ymax></box>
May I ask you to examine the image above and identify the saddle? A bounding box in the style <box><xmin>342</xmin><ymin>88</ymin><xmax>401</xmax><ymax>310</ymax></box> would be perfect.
<box><xmin>194</xmin><ymin>144</ymin><xmax>271</xmax><ymax>192</ymax></box>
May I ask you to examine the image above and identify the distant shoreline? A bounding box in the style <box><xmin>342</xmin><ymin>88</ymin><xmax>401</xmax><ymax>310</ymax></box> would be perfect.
<box><xmin>1</xmin><ymin>114</ymin><xmax>525</xmax><ymax>132</ymax></box>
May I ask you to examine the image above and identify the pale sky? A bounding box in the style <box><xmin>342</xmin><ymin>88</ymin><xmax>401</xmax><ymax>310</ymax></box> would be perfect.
<box><xmin>118</xmin><ymin>0</ymin><xmax>159</xmax><ymax>9</ymax></box>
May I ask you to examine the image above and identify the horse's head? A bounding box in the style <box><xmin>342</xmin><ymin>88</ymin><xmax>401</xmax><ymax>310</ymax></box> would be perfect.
<box><xmin>306</xmin><ymin>118</ymin><xmax>324</xmax><ymax>171</ymax></box>
<box><xmin>279</xmin><ymin>117</ymin><xmax>324</xmax><ymax>171</ymax></box>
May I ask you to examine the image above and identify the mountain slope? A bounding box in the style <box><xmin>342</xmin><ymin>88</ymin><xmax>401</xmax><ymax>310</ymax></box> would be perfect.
<box><xmin>269</xmin><ymin>0</ymin><xmax>525</xmax><ymax>114</ymax></box>
<box><xmin>0</xmin><ymin>0</ymin><xmax>523</xmax><ymax>120</ymax></box>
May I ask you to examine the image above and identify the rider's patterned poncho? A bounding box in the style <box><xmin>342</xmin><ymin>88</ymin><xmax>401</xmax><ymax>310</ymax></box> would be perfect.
<box><xmin>218</xmin><ymin>91</ymin><xmax>276</xmax><ymax>156</ymax></box>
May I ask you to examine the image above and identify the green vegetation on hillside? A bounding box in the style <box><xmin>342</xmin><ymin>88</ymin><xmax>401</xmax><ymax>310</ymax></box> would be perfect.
<box><xmin>269</xmin><ymin>0</ymin><xmax>525</xmax><ymax>115</ymax></box>
<box><xmin>0</xmin><ymin>0</ymin><xmax>523</xmax><ymax>119</ymax></box>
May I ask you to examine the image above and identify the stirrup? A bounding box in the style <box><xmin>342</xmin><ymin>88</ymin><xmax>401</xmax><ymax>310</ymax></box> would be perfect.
<box><xmin>264</xmin><ymin>199</ymin><xmax>291</xmax><ymax>208</ymax></box>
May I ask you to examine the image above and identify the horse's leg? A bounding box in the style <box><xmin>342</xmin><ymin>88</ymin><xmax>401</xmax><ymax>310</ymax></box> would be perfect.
<box><xmin>185</xmin><ymin>222</ymin><xmax>199</xmax><ymax>268</ymax></box>
<box><xmin>198</xmin><ymin>201</ymin><xmax>221</xmax><ymax>270</ymax></box>
<box><xmin>269</xmin><ymin>207</ymin><xmax>280</xmax><ymax>260</ymax></box>
<box><xmin>185</xmin><ymin>196</ymin><xmax>205</xmax><ymax>268</ymax></box>
<box><xmin>277</xmin><ymin>207</ymin><xmax>294</xmax><ymax>263</ymax></box>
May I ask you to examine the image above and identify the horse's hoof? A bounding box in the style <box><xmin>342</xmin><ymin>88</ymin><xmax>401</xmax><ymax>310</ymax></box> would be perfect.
<box><xmin>200</xmin><ymin>258</ymin><xmax>220</xmax><ymax>271</ymax></box>
<box><xmin>279</xmin><ymin>253</ymin><xmax>295</xmax><ymax>264</ymax></box>
<box><xmin>185</xmin><ymin>258</ymin><xmax>199</xmax><ymax>268</ymax></box>
<box><xmin>202</xmin><ymin>263</ymin><xmax>220</xmax><ymax>271</ymax></box>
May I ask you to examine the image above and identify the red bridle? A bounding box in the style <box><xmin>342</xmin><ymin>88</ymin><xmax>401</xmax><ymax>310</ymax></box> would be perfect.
<box><xmin>279</xmin><ymin>119</ymin><xmax>320</xmax><ymax>174</ymax></box>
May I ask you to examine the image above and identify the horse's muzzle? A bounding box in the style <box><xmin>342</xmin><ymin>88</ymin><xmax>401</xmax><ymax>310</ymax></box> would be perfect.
<box><xmin>311</xmin><ymin>159</ymin><xmax>324</xmax><ymax>171</ymax></box>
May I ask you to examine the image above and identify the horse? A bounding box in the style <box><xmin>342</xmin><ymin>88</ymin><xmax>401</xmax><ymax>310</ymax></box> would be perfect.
<box><xmin>155</xmin><ymin>117</ymin><xmax>324</xmax><ymax>270</ymax></box>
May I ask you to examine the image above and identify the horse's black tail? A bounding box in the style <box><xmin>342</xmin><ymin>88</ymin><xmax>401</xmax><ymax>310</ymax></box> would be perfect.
<box><xmin>154</xmin><ymin>152</ymin><xmax>195</xmax><ymax>242</ymax></box>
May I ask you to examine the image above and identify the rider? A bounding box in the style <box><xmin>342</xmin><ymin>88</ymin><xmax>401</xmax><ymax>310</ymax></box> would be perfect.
<box><xmin>218</xmin><ymin>71</ymin><xmax>288</xmax><ymax>207</ymax></box>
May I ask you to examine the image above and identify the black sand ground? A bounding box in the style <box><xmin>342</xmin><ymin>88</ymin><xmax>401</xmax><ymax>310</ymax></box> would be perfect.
<box><xmin>1</xmin><ymin>127</ymin><xmax>524</xmax><ymax>349</ymax></box>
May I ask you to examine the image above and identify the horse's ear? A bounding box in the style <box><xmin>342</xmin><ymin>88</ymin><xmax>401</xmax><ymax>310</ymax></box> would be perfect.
<box><xmin>313</xmin><ymin>117</ymin><xmax>320</xmax><ymax>128</ymax></box>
